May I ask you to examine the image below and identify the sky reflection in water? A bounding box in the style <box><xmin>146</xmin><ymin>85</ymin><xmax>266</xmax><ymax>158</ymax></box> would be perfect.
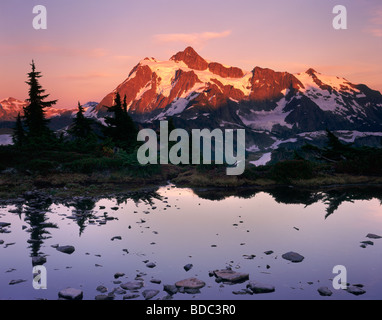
<box><xmin>0</xmin><ymin>185</ymin><xmax>381</xmax><ymax>300</ymax></box>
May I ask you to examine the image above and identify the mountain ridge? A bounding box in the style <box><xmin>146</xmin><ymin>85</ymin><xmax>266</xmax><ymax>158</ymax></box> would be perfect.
<box><xmin>2</xmin><ymin>47</ymin><xmax>381</xmax><ymax>163</ymax></box>
<box><xmin>94</xmin><ymin>47</ymin><xmax>382</xmax><ymax>135</ymax></box>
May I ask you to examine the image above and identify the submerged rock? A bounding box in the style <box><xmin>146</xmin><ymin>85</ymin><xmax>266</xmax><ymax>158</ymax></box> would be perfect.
<box><xmin>112</xmin><ymin>288</ymin><xmax>126</xmax><ymax>295</ymax></box>
<box><xmin>123</xmin><ymin>294</ymin><xmax>140</xmax><ymax>300</ymax></box>
<box><xmin>360</xmin><ymin>241</ymin><xmax>374</xmax><ymax>246</ymax></box>
<box><xmin>318</xmin><ymin>287</ymin><xmax>333</xmax><ymax>297</ymax></box>
<box><xmin>58</xmin><ymin>288</ymin><xmax>83</xmax><ymax>300</ymax></box>
<box><xmin>120</xmin><ymin>281</ymin><xmax>144</xmax><ymax>291</ymax></box>
<box><xmin>96</xmin><ymin>285</ymin><xmax>108</xmax><ymax>293</ymax></box>
<box><xmin>150</xmin><ymin>279</ymin><xmax>162</xmax><ymax>284</ymax></box>
<box><xmin>366</xmin><ymin>234</ymin><xmax>382</xmax><ymax>239</ymax></box>
<box><xmin>146</xmin><ymin>262</ymin><xmax>156</xmax><ymax>268</ymax></box>
<box><xmin>142</xmin><ymin>289</ymin><xmax>160</xmax><ymax>300</ymax></box>
<box><xmin>213</xmin><ymin>269</ymin><xmax>249</xmax><ymax>283</ymax></box>
<box><xmin>184</xmin><ymin>264</ymin><xmax>193</xmax><ymax>272</ymax></box>
<box><xmin>56</xmin><ymin>245</ymin><xmax>75</xmax><ymax>255</ymax></box>
<box><xmin>9</xmin><ymin>279</ymin><xmax>27</xmax><ymax>285</ymax></box>
<box><xmin>32</xmin><ymin>256</ymin><xmax>46</xmax><ymax>266</ymax></box>
<box><xmin>175</xmin><ymin>278</ymin><xmax>206</xmax><ymax>289</ymax></box>
<box><xmin>184</xmin><ymin>288</ymin><xmax>201</xmax><ymax>294</ymax></box>
<box><xmin>0</xmin><ymin>222</ymin><xmax>11</xmax><ymax>228</ymax></box>
<box><xmin>282</xmin><ymin>252</ymin><xmax>305</xmax><ymax>263</ymax></box>
<box><xmin>95</xmin><ymin>294</ymin><xmax>114</xmax><ymax>301</ymax></box>
<box><xmin>163</xmin><ymin>284</ymin><xmax>178</xmax><ymax>295</ymax></box>
<box><xmin>246</xmin><ymin>281</ymin><xmax>275</xmax><ymax>294</ymax></box>
<box><xmin>346</xmin><ymin>286</ymin><xmax>366</xmax><ymax>296</ymax></box>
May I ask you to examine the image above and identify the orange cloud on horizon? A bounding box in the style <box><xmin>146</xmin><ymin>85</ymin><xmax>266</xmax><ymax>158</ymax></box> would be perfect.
<box><xmin>153</xmin><ymin>30</ymin><xmax>232</xmax><ymax>47</ymax></box>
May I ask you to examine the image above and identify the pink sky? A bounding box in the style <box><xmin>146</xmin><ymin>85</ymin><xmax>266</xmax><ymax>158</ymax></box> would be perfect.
<box><xmin>0</xmin><ymin>0</ymin><xmax>381</xmax><ymax>108</ymax></box>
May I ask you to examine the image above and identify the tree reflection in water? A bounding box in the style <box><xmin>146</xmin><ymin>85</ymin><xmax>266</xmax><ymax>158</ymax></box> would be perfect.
<box><xmin>191</xmin><ymin>186</ymin><xmax>382</xmax><ymax>219</ymax></box>
<box><xmin>23</xmin><ymin>195</ymin><xmax>58</xmax><ymax>264</ymax></box>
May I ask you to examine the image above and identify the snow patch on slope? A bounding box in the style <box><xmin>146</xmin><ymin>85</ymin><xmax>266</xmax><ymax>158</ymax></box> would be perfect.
<box><xmin>237</xmin><ymin>96</ymin><xmax>293</xmax><ymax>131</ymax></box>
<box><xmin>295</xmin><ymin>71</ymin><xmax>349</xmax><ymax>113</ymax></box>
<box><xmin>139</xmin><ymin>58</ymin><xmax>253</xmax><ymax>99</ymax></box>
<box><xmin>250</xmin><ymin>152</ymin><xmax>272</xmax><ymax>166</ymax></box>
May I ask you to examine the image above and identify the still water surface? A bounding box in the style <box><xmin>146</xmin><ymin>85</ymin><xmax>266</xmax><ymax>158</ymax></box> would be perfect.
<box><xmin>0</xmin><ymin>185</ymin><xmax>381</xmax><ymax>300</ymax></box>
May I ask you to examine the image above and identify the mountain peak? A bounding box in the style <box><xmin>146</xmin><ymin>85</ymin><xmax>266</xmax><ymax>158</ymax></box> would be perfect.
<box><xmin>170</xmin><ymin>47</ymin><xmax>208</xmax><ymax>71</ymax></box>
<box><xmin>306</xmin><ymin>68</ymin><xmax>319</xmax><ymax>76</ymax></box>
<box><xmin>1</xmin><ymin>97</ymin><xmax>23</xmax><ymax>103</ymax></box>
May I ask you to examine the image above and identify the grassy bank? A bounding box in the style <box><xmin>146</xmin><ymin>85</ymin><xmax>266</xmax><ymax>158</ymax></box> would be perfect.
<box><xmin>1</xmin><ymin>163</ymin><xmax>382</xmax><ymax>199</ymax></box>
<box><xmin>2</xmin><ymin>128</ymin><xmax>382</xmax><ymax>198</ymax></box>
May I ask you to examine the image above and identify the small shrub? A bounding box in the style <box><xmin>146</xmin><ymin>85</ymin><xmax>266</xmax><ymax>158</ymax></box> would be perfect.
<box><xmin>63</xmin><ymin>157</ymin><xmax>123</xmax><ymax>174</ymax></box>
<box><xmin>28</xmin><ymin>159</ymin><xmax>58</xmax><ymax>173</ymax></box>
<box><xmin>270</xmin><ymin>160</ymin><xmax>315</xmax><ymax>183</ymax></box>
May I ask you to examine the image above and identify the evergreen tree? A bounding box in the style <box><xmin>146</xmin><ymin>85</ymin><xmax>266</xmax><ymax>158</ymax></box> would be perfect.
<box><xmin>121</xmin><ymin>94</ymin><xmax>138</xmax><ymax>150</ymax></box>
<box><xmin>12</xmin><ymin>113</ymin><xmax>26</xmax><ymax>147</ymax></box>
<box><xmin>103</xmin><ymin>93</ymin><xmax>137</xmax><ymax>151</ymax></box>
<box><xmin>326</xmin><ymin>129</ymin><xmax>344</xmax><ymax>151</ymax></box>
<box><xmin>70</xmin><ymin>102</ymin><xmax>94</xmax><ymax>140</ymax></box>
<box><xmin>23</xmin><ymin>60</ymin><xmax>57</xmax><ymax>139</ymax></box>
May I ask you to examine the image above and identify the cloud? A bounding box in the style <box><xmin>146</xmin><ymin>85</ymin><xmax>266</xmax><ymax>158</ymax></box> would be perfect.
<box><xmin>153</xmin><ymin>30</ymin><xmax>232</xmax><ymax>47</ymax></box>
<box><xmin>365</xmin><ymin>8</ymin><xmax>382</xmax><ymax>37</ymax></box>
<box><xmin>58</xmin><ymin>72</ymin><xmax>116</xmax><ymax>81</ymax></box>
<box><xmin>0</xmin><ymin>44</ymin><xmax>109</xmax><ymax>58</ymax></box>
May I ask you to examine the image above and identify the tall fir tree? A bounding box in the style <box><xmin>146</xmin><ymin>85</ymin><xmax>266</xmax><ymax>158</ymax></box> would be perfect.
<box><xmin>23</xmin><ymin>60</ymin><xmax>57</xmax><ymax>139</ymax></box>
<box><xmin>121</xmin><ymin>94</ymin><xmax>138</xmax><ymax>150</ymax></box>
<box><xmin>104</xmin><ymin>93</ymin><xmax>137</xmax><ymax>151</ymax></box>
<box><xmin>12</xmin><ymin>113</ymin><xmax>26</xmax><ymax>147</ymax></box>
<box><xmin>70</xmin><ymin>102</ymin><xmax>94</xmax><ymax>141</ymax></box>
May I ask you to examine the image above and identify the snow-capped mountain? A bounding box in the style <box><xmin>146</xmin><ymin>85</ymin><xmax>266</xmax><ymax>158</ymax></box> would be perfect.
<box><xmin>96</xmin><ymin>47</ymin><xmax>382</xmax><ymax>132</ymax></box>
<box><xmin>0</xmin><ymin>98</ymin><xmax>28</xmax><ymax>121</ymax></box>
<box><xmin>2</xmin><ymin>47</ymin><xmax>382</xmax><ymax>163</ymax></box>
<box><xmin>95</xmin><ymin>47</ymin><xmax>382</xmax><ymax>163</ymax></box>
<box><xmin>0</xmin><ymin>99</ymin><xmax>100</xmax><ymax>131</ymax></box>
<box><xmin>0</xmin><ymin>97</ymin><xmax>77</xmax><ymax>121</ymax></box>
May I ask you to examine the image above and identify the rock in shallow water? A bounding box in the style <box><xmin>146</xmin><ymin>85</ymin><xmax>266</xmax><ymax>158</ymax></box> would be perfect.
<box><xmin>120</xmin><ymin>281</ymin><xmax>144</xmax><ymax>291</ymax></box>
<box><xmin>56</xmin><ymin>245</ymin><xmax>75</xmax><ymax>255</ymax></box>
<box><xmin>58</xmin><ymin>288</ymin><xmax>83</xmax><ymax>300</ymax></box>
<box><xmin>142</xmin><ymin>289</ymin><xmax>160</xmax><ymax>300</ymax></box>
<box><xmin>32</xmin><ymin>256</ymin><xmax>46</xmax><ymax>266</ymax></box>
<box><xmin>9</xmin><ymin>279</ymin><xmax>27</xmax><ymax>285</ymax></box>
<box><xmin>95</xmin><ymin>294</ymin><xmax>114</xmax><ymax>301</ymax></box>
<box><xmin>346</xmin><ymin>286</ymin><xmax>366</xmax><ymax>296</ymax></box>
<box><xmin>175</xmin><ymin>278</ymin><xmax>206</xmax><ymax>289</ymax></box>
<box><xmin>123</xmin><ymin>294</ymin><xmax>140</xmax><ymax>300</ymax></box>
<box><xmin>184</xmin><ymin>264</ymin><xmax>193</xmax><ymax>272</ymax></box>
<box><xmin>282</xmin><ymin>252</ymin><xmax>305</xmax><ymax>263</ymax></box>
<box><xmin>0</xmin><ymin>222</ymin><xmax>11</xmax><ymax>228</ymax></box>
<box><xmin>246</xmin><ymin>281</ymin><xmax>275</xmax><ymax>294</ymax></box>
<box><xmin>96</xmin><ymin>285</ymin><xmax>108</xmax><ymax>293</ymax></box>
<box><xmin>163</xmin><ymin>284</ymin><xmax>178</xmax><ymax>295</ymax></box>
<box><xmin>150</xmin><ymin>279</ymin><xmax>161</xmax><ymax>284</ymax></box>
<box><xmin>213</xmin><ymin>269</ymin><xmax>249</xmax><ymax>283</ymax></box>
<box><xmin>318</xmin><ymin>287</ymin><xmax>333</xmax><ymax>297</ymax></box>
<box><xmin>114</xmin><ymin>272</ymin><xmax>125</xmax><ymax>279</ymax></box>
<box><xmin>366</xmin><ymin>234</ymin><xmax>382</xmax><ymax>239</ymax></box>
